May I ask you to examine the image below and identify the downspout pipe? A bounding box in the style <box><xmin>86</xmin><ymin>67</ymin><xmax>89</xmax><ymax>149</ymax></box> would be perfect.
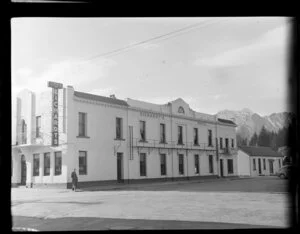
<box><xmin>215</xmin><ymin>116</ymin><xmax>220</xmax><ymax>178</ymax></box>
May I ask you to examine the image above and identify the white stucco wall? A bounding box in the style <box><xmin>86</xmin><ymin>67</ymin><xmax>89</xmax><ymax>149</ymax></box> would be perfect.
<box><xmin>237</xmin><ymin>150</ymin><xmax>251</xmax><ymax>176</ymax></box>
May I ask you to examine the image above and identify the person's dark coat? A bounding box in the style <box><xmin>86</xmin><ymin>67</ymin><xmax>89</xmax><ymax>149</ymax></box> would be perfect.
<box><xmin>71</xmin><ymin>171</ymin><xmax>78</xmax><ymax>189</ymax></box>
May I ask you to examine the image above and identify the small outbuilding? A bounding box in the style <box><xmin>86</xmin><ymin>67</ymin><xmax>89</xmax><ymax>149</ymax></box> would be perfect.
<box><xmin>237</xmin><ymin>146</ymin><xmax>283</xmax><ymax>177</ymax></box>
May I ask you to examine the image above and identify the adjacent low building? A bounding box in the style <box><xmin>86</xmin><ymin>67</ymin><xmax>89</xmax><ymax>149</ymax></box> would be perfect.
<box><xmin>11</xmin><ymin>81</ymin><xmax>238</xmax><ymax>188</ymax></box>
<box><xmin>237</xmin><ymin>146</ymin><xmax>283</xmax><ymax>177</ymax></box>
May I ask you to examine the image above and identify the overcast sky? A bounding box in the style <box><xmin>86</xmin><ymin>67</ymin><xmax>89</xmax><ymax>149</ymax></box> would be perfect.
<box><xmin>11</xmin><ymin>17</ymin><xmax>290</xmax><ymax>116</ymax></box>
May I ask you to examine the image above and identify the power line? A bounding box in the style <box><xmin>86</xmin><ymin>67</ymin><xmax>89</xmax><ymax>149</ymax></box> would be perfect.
<box><xmin>80</xmin><ymin>19</ymin><xmax>222</xmax><ymax>62</ymax></box>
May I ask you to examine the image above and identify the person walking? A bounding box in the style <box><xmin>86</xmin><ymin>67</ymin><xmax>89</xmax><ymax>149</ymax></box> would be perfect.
<box><xmin>71</xmin><ymin>169</ymin><xmax>78</xmax><ymax>192</ymax></box>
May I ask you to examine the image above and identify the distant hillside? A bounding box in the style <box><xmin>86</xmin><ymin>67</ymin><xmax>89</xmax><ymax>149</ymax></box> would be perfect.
<box><xmin>217</xmin><ymin>108</ymin><xmax>293</xmax><ymax>140</ymax></box>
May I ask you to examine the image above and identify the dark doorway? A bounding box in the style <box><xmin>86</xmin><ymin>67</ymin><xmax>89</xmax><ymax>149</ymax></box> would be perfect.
<box><xmin>258</xmin><ymin>158</ymin><xmax>262</xmax><ymax>174</ymax></box>
<box><xmin>117</xmin><ymin>153</ymin><xmax>124</xmax><ymax>183</ymax></box>
<box><xmin>21</xmin><ymin>155</ymin><xmax>26</xmax><ymax>185</ymax></box>
<box><xmin>220</xmin><ymin>159</ymin><xmax>224</xmax><ymax>177</ymax></box>
<box><xmin>269</xmin><ymin>160</ymin><xmax>274</xmax><ymax>174</ymax></box>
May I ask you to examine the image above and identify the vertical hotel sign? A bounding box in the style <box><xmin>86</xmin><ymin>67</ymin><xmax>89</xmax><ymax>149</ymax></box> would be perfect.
<box><xmin>48</xmin><ymin>81</ymin><xmax>63</xmax><ymax>146</ymax></box>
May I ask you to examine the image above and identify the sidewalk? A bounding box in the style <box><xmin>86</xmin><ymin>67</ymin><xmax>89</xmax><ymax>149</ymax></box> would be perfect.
<box><xmin>77</xmin><ymin>176</ymin><xmax>254</xmax><ymax>192</ymax></box>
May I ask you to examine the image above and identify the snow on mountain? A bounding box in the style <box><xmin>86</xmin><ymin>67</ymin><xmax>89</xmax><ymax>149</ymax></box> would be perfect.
<box><xmin>217</xmin><ymin>109</ymin><xmax>293</xmax><ymax>139</ymax></box>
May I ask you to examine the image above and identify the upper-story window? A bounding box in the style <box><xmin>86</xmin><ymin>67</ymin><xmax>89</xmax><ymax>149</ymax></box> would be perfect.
<box><xmin>178</xmin><ymin>126</ymin><xmax>183</xmax><ymax>144</ymax></box>
<box><xmin>178</xmin><ymin>106</ymin><xmax>185</xmax><ymax>114</ymax></box>
<box><xmin>36</xmin><ymin>116</ymin><xmax>41</xmax><ymax>138</ymax></box>
<box><xmin>160</xmin><ymin>123</ymin><xmax>166</xmax><ymax>143</ymax></box>
<box><xmin>231</xmin><ymin>139</ymin><xmax>234</xmax><ymax>148</ymax></box>
<box><xmin>78</xmin><ymin>112</ymin><xmax>87</xmax><ymax>137</ymax></box>
<box><xmin>208</xmin><ymin>129</ymin><xmax>212</xmax><ymax>146</ymax></box>
<box><xmin>140</xmin><ymin>121</ymin><xmax>146</xmax><ymax>141</ymax></box>
<box><xmin>219</xmin><ymin>137</ymin><xmax>223</xmax><ymax>149</ymax></box>
<box><xmin>116</xmin><ymin>117</ymin><xmax>123</xmax><ymax>139</ymax></box>
<box><xmin>21</xmin><ymin>119</ymin><xmax>27</xmax><ymax>144</ymax></box>
<box><xmin>225</xmin><ymin>138</ymin><xmax>229</xmax><ymax>149</ymax></box>
<box><xmin>193</xmin><ymin>128</ymin><xmax>199</xmax><ymax>145</ymax></box>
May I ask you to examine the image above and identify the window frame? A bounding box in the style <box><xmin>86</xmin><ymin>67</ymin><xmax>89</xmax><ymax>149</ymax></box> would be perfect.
<box><xmin>116</xmin><ymin>117</ymin><xmax>123</xmax><ymax>139</ymax></box>
<box><xmin>140</xmin><ymin>121</ymin><xmax>146</xmax><ymax>142</ymax></box>
<box><xmin>209</xmin><ymin>155</ymin><xmax>214</xmax><ymax>173</ymax></box>
<box><xmin>33</xmin><ymin>154</ymin><xmax>40</xmax><ymax>176</ymax></box>
<box><xmin>208</xmin><ymin>130</ymin><xmax>212</xmax><ymax>146</ymax></box>
<box><xmin>178</xmin><ymin>154</ymin><xmax>184</xmax><ymax>175</ymax></box>
<box><xmin>54</xmin><ymin>151</ymin><xmax>62</xmax><ymax>176</ymax></box>
<box><xmin>194</xmin><ymin>154</ymin><xmax>200</xmax><ymax>174</ymax></box>
<box><xmin>79</xmin><ymin>151</ymin><xmax>87</xmax><ymax>175</ymax></box>
<box><xmin>193</xmin><ymin>128</ymin><xmax>199</xmax><ymax>145</ymax></box>
<box><xmin>160</xmin><ymin>154</ymin><xmax>167</xmax><ymax>176</ymax></box>
<box><xmin>263</xmin><ymin>158</ymin><xmax>266</xmax><ymax>170</ymax></box>
<box><xmin>44</xmin><ymin>152</ymin><xmax>50</xmax><ymax>176</ymax></box>
<box><xmin>253</xmin><ymin>158</ymin><xmax>256</xmax><ymax>171</ymax></box>
<box><xmin>231</xmin><ymin>138</ymin><xmax>234</xmax><ymax>148</ymax></box>
<box><xmin>140</xmin><ymin>153</ymin><xmax>147</xmax><ymax>176</ymax></box>
<box><xmin>220</xmin><ymin>137</ymin><xmax>223</xmax><ymax>149</ymax></box>
<box><xmin>178</xmin><ymin>126</ymin><xmax>183</xmax><ymax>145</ymax></box>
<box><xmin>160</xmin><ymin>123</ymin><xmax>166</xmax><ymax>143</ymax></box>
<box><xmin>78</xmin><ymin>112</ymin><xmax>87</xmax><ymax>137</ymax></box>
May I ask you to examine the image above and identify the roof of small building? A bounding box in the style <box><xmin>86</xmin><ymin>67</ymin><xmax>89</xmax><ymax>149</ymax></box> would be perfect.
<box><xmin>74</xmin><ymin>91</ymin><xmax>129</xmax><ymax>107</ymax></box>
<box><xmin>239</xmin><ymin>146</ymin><xmax>283</xmax><ymax>157</ymax></box>
<box><xmin>217</xmin><ymin>118</ymin><xmax>237</xmax><ymax>126</ymax></box>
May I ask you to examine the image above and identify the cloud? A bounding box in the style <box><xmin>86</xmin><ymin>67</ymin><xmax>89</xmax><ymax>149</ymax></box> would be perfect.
<box><xmin>12</xmin><ymin>58</ymin><xmax>117</xmax><ymax>97</ymax></box>
<box><xmin>194</xmin><ymin>23</ymin><xmax>289</xmax><ymax>68</ymax></box>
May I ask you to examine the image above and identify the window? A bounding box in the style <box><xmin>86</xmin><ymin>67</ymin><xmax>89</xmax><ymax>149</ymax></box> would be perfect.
<box><xmin>194</xmin><ymin>128</ymin><xmax>199</xmax><ymax>145</ymax></box>
<box><xmin>231</xmin><ymin>139</ymin><xmax>234</xmax><ymax>148</ymax></box>
<box><xmin>220</xmin><ymin>137</ymin><xmax>223</xmax><ymax>149</ymax></box>
<box><xmin>227</xmin><ymin>159</ymin><xmax>233</xmax><ymax>174</ymax></box>
<box><xmin>225</xmin><ymin>138</ymin><xmax>229</xmax><ymax>149</ymax></box>
<box><xmin>33</xmin><ymin>154</ymin><xmax>40</xmax><ymax>176</ymax></box>
<box><xmin>55</xmin><ymin>151</ymin><xmax>62</xmax><ymax>175</ymax></box>
<box><xmin>21</xmin><ymin>119</ymin><xmax>27</xmax><ymax>144</ymax></box>
<box><xmin>116</xmin><ymin>117</ymin><xmax>123</xmax><ymax>139</ymax></box>
<box><xmin>140</xmin><ymin>153</ymin><xmax>147</xmax><ymax>176</ymax></box>
<box><xmin>79</xmin><ymin>151</ymin><xmax>87</xmax><ymax>175</ymax></box>
<box><xmin>178</xmin><ymin>126</ymin><xmax>183</xmax><ymax>144</ymax></box>
<box><xmin>178</xmin><ymin>106</ymin><xmax>185</xmax><ymax>114</ymax></box>
<box><xmin>44</xmin><ymin>153</ymin><xmax>50</xmax><ymax>176</ymax></box>
<box><xmin>194</xmin><ymin>155</ymin><xmax>200</xmax><ymax>174</ymax></box>
<box><xmin>209</xmin><ymin>155</ymin><xmax>214</xmax><ymax>173</ymax></box>
<box><xmin>208</xmin><ymin>130</ymin><xmax>212</xmax><ymax>146</ymax></box>
<box><xmin>36</xmin><ymin>116</ymin><xmax>41</xmax><ymax>138</ymax></box>
<box><xmin>253</xmin><ymin>158</ymin><xmax>256</xmax><ymax>170</ymax></box>
<box><xmin>263</xmin><ymin>158</ymin><xmax>266</xmax><ymax>170</ymax></box>
<box><xmin>160</xmin><ymin>154</ymin><xmax>166</xmax><ymax>175</ymax></box>
<box><xmin>140</xmin><ymin>121</ymin><xmax>146</xmax><ymax>141</ymax></box>
<box><xmin>178</xmin><ymin>154</ymin><xmax>184</xmax><ymax>175</ymax></box>
<box><xmin>78</xmin><ymin>112</ymin><xmax>87</xmax><ymax>136</ymax></box>
<box><xmin>160</xmin><ymin>123</ymin><xmax>166</xmax><ymax>143</ymax></box>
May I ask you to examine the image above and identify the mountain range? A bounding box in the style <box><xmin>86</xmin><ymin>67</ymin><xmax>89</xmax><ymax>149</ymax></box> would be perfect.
<box><xmin>216</xmin><ymin>108</ymin><xmax>294</xmax><ymax>140</ymax></box>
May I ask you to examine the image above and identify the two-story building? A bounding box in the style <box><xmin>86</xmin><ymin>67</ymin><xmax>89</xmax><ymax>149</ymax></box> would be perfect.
<box><xmin>11</xmin><ymin>81</ymin><xmax>238</xmax><ymax>188</ymax></box>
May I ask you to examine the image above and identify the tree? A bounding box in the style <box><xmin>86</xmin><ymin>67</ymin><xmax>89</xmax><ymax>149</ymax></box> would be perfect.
<box><xmin>257</xmin><ymin>126</ymin><xmax>271</xmax><ymax>147</ymax></box>
<box><xmin>249</xmin><ymin>132</ymin><xmax>258</xmax><ymax>146</ymax></box>
<box><xmin>237</xmin><ymin>134</ymin><xmax>248</xmax><ymax>146</ymax></box>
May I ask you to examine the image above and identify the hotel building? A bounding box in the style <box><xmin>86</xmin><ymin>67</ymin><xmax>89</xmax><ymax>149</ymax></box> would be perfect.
<box><xmin>11</xmin><ymin>81</ymin><xmax>238</xmax><ymax>188</ymax></box>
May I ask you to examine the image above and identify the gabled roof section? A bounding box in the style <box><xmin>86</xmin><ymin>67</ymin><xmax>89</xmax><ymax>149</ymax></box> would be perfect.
<box><xmin>239</xmin><ymin>146</ymin><xmax>282</xmax><ymax>157</ymax></box>
<box><xmin>218</xmin><ymin>118</ymin><xmax>237</xmax><ymax>126</ymax></box>
<box><xmin>74</xmin><ymin>91</ymin><xmax>129</xmax><ymax>107</ymax></box>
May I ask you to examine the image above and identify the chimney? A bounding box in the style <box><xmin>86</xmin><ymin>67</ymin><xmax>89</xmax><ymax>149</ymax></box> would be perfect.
<box><xmin>110</xmin><ymin>94</ymin><xmax>116</xmax><ymax>99</ymax></box>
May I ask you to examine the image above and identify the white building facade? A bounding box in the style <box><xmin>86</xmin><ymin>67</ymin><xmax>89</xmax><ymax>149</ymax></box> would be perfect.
<box><xmin>12</xmin><ymin>82</ymin><xmax>238</xmax><ymax>188</ymax></box>
<box><xmin>237</xmin><ymin>146</ymin><xmax>283</xmax><ymax>177</ymax></box>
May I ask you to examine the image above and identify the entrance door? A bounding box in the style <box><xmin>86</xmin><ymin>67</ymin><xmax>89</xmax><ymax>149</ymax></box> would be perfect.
<box><xmin>21</xmin><ymin>155</ymin><xmax>26</xmax><ymax>185</ymax></box>
<box><xmin>220</xmin><ymin>159</ymin><xmax>224</xmax><ymax>177</ymax></box>
<box><xmin>117</xmin><ymin>153</ymin><xmax>123</xmax><ymax>182</ymax></box>
<box><xmin>269</xmin><ymin>160</ymin><xmax>274</xmax><ymax>174</ymax></box>
<box><xmin>258</xmin><ymin>158</ymin><xmax>262</xmax><ymax>174</ymax></box>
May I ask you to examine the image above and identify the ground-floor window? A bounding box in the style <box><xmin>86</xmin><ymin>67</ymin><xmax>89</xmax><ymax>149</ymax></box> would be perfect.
<box><xmin>140</xmin><ymin>153</ymin><xmax>147</xmax><ymax>176</ymax></box>
<box><xmin>253</xmin><ymin>158</ymin><xmax>256</xmax><ymax>171</ymax></box>
<box><xmin>278</xmin><ymin>159</ymin><xmax>281</xmax><ymax>168</ymax></box>
<box><xmin>160</xmin><ymin>154</ymin><xmax>166</xmax><ymax>176</ymax></box>
<box><xmin>263</xmin><ymin>158</ymin><xmax>266</xmax><ymax>170</ymax></box>
<box><xmin>227</xmin><ymin>159</ymin><xmax>233</xmax><ymax>174</ymax></box>
<box><xmin>178</xmin><ymin>154</ymin><xmax>184</xmax><ymax>175</ymax></box>
<box><xmin>194</xmin><ymin>155</ymin><xmax>199</xmax><ymax>174</ymax></box>
<box><xmin>44</xmin><ymin>153</ymin><xmax>50</xmax><ymax>176</ymax></box>
<box><xmin>33</xmin><ymin>154</ymin><xmax>40</xmax><ymax>176</ymax></box>
<box><xmin>55</xmin><ymin>151</ymin><xmax>62</xmax><ymax>175</ymax></box>
<box><xmin>209</xmin><ymin>155</ymin><xmax>213</xmax><ymax>173</ymax></box>
<box><xmin>79</xmin><ymin>151</ymin><xmax>87</xmax><ymax>175</ymax></box>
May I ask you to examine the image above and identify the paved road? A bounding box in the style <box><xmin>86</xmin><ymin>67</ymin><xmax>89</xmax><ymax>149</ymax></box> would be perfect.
<box><xmin>12</xmin><ymin>177</ymin><xmax>290</xmax><ymax>230</ymax></box>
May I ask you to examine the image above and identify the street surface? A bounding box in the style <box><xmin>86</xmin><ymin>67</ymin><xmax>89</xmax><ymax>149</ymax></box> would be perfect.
<box><xmin>12</xmin><ymin>176</ymin><xmax>290</xmax><ymax>230</ymax></box>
